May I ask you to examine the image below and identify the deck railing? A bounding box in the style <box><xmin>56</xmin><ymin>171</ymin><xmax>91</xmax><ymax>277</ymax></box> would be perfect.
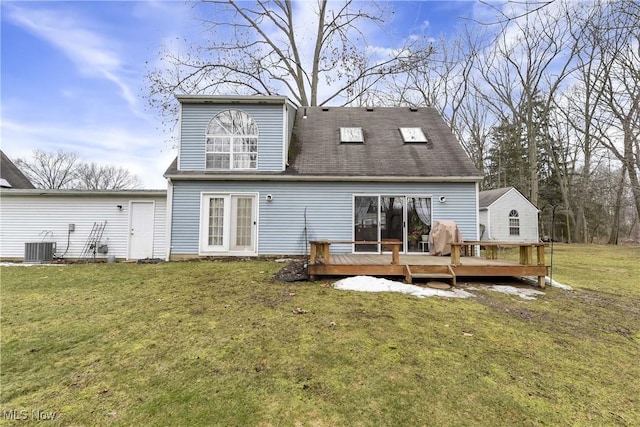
<box><xmin>450</xmin><ymin>241</ymin><xmax>546</xmax><ymax>267</ymax></box>
<box><xmin>309</xmin><ymin>240</ymin><xmax>403</xmax><ymax>265</ymax></box>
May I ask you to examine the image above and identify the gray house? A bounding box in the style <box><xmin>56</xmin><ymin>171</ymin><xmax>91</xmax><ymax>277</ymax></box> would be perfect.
<box><xmin>164</xmin><ymin>95</ymin><xmax>483</xmax><ymax>259</ymax></box>
<box><xmin>0</xmin><ymin>150</ymin><xmax>34</xmax><ymax>189</ymax></box>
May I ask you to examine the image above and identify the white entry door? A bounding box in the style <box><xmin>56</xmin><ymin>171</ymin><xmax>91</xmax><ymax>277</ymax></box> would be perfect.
<box><xmin>200</xmin><ymin>194</ymin><xmax>257</xmax><ymax>255</ymax></box>
<box><xmin>129</xmin><ymin>201</ymin><xmax>155</xmax><ymax>259</ymax></box>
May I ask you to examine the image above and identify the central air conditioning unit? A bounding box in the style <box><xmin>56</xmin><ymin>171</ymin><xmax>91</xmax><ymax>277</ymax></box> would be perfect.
<box><xmin>24</xmin><ymin>242</ymin><xmax>56</xmax><ymax>263</ymax></box>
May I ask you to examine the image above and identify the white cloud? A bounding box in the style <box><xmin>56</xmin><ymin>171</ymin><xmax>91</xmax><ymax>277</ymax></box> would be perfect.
<box><xmin>1</xmin><ymin>118</ymin><xmax>174</xmax><ymax>189</ymax></box>
<box><xmin>5</xmin><ymin>4</ymin><xmax>140</xmax><ymax>115</ymax></box>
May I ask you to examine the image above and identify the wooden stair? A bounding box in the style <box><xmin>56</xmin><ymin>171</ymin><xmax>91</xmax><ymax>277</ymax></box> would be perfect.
<box><xmin>404</xmin><ymin>265</ymin><xmax>457</xmax><ymax>286</ymax></box>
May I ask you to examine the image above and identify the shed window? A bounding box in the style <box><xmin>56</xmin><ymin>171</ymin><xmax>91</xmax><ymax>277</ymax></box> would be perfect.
<box><xmin>399</xmin><ymin>127</ymin><xmax>428</xmax><ymax>143</ymax></box>
<box><xmin>509</xmin><ymin>210</ymin><xmax>520</xmax><ymax>236</ymax></box>
<box><xmin>340</xmin><ymin>127</ymin><xmax>364</xmax><ymax>143</ymax></box>
<box><xmin>206</xmin><ymin>110</ymin><xmax>258</xmax><ymax>170</ymax></box>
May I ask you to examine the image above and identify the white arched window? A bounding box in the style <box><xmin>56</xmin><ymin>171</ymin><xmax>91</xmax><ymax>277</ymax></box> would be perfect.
<box><xmin>509</xmin><ymin>209</ymin><xmax>520</xmax><ymax>236</ymax></box>
<box><xmin>206</xmin><ymin>110</ymin><xmax>258</xmax><ymax>170</ymax></box>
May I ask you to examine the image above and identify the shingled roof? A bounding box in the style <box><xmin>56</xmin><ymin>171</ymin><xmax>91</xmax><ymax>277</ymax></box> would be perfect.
<box><xmin>0</xmin><ymin>150</ymin><xmax>34</xmax><ymax>189</ymax></box>
<box><xmin>165</xmin><ymin>104</ymin><xmax>482</xmax><ymax>181</ymax></box>
<box><xmin>287</xmin><ymin>106</ymin><xmax>480</xmax><ymax>179</ymax></box>
<box><xmin>478</xmin><ymin>187</ymin><xmax>513</xmax><ymax>208</ymax></box>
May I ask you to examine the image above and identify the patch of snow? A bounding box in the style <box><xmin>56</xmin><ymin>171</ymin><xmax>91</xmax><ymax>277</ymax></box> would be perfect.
<box><xmin>546</xmin><ymin>278</ymin><xmax>573</xmax><ymax>291</ymax></box>
<box><xmin>275</xmin><ymin>258</ymin><xmax>297</xmax><ymax>263</ymax></box>
<box><xmin>333</xmin><ymin>276</ymin><xmax>474</xmax><ymax>299</ymax></box>
<box><xmin>522</xmin><ymin>276</ymin><xmax>573</xmax><ymax>291</ymax></box>
<box><xmin>487</xmin><ymin>285</ymin><xmax>545</xmax><ymax>300</ymax></box>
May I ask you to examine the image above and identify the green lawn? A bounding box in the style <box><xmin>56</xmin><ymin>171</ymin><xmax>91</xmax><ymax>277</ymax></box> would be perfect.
<box><xmin>1</xmin><ymin>244</ymin><xmax>639</xmax><ymax>426</ymax></box>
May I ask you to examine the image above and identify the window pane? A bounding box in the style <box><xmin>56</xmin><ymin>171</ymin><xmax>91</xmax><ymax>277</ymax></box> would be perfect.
<box><xmin>206</xmin><ymin>153</ymin><xmax>230</xmax><ymax>169</ymax></box>
<box><xmin>233</xmin><ymin>154</ymin><xmax>256</xmax><ymax>169</ymax></box>
<box><xmin>509</xmin><ymin>210</ymin><xmax>520</xmax><ymax>236</ymax></box>
<box><xmin>208</xmin><ymin>110</ymin><xmax>258</xmax><ymax>136</ymax></box>
<box><xmin>233</xmin><ymin>138</ymin><xmax>257</xmax><ymax>153</ymax></box>
<box><xmin>208</xmin><ymin>198</ymin><xmax>225</xmax><ymax>246</ymax></box>
<box><xmin>235</xmin><ymin>197</ymin><xmax>253</xmax><ymax>247</ymax></box>
<box><xmin>213</xmin><ymin>137</ymin><xmax>230</xmax><ymax>152</ymax></box>
<box><xmin>354</xmin><ymin>196</ymin><xmax>378</xmax><ymax>252</ymax></box>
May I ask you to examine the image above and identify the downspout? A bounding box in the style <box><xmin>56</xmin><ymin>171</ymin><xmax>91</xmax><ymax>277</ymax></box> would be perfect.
<box><xmin>475</xmin><ymin>181</ymin><xmax>480</xmax><ymax>240</ymax></box>
<box><xmin>165</xmin><ymin>178</ymin><xmax>174</xmax><ymax>261</ymax></box>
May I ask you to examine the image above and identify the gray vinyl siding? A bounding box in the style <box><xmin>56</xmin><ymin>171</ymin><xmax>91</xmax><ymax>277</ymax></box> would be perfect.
<box><xmin>179</xmin><ymin>103</ymin><xmax>285</xmax><ymax>172</ymax></box>
<box><xmin>170</xmin><ymin>181</ymin><xmax>477</xmax><ymax>256</ymax></box>
<box><xmin>0</xmin><ymin>194</ymin><xmax>167</xmax><ymax>260</ymax></box>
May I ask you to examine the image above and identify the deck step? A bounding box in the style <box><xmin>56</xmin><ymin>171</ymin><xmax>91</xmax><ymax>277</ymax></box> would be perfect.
<box><xmin>411</xmin><ymin>273</ymin><xmax>454</xmax><ymax>279</ymax></box>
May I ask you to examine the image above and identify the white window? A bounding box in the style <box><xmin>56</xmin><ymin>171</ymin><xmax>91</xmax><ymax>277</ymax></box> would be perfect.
<box><xmin>399</xmin><ymin>127</ymin><xmax>428</xmax><ymax>143</ymax></box>
<box><xmin>206</xmin><ymin>110</ymin><xmax>258</xmax><ymax>170</ymax></box>
<box><xmin>509</xmin><ymin>209</ymin><xmax>520</xmax><ymax>236</ymax></box>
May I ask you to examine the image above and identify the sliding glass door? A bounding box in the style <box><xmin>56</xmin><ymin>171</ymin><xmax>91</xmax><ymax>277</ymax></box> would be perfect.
<box><xmin>353</xmin><ymin>195</ymin><xmax>431</xmax><ymax>253</ymax></box>
<box><xmin>354</xmin><ymin>196</ymin><xmax>378</xmax><ymax>252</ymax></box>
<box><xmin>407</xmin><ymin>197</ymin><xmax>432</xmax><ymax>253</ymax></box>
<box><xmin>380</xmin><ymin>196</ymin><xmax>404</xmax><ymax>250</ymax></box>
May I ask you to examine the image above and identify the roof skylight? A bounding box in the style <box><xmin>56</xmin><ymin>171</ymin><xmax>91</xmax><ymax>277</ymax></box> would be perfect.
<box><xmin>399</xmin><ymin>127</ymin><xmax>428</xmax><ymax>143</ymax></box>
<box><xmin>340</xmin><ymin>127</ymin><xmax>364</xmax><ymax>143</ymax></box>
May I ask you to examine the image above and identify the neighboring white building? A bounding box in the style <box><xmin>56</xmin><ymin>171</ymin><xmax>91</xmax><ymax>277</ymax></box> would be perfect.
<box><xmin>0</xmin><ymin>189</ymin><xmax>167</xmax><ymax>261</ymax></box>
<box><xmin>479</xmin><ymin>187</ymin><xmax>539</xmax><ymax>242</ymax></box>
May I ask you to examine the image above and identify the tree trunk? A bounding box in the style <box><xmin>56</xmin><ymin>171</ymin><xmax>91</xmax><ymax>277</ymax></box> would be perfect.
<box><xmin>607</xmin><ymin>168</ymin><xmax>626</xmax><ymax>245</ymax></box>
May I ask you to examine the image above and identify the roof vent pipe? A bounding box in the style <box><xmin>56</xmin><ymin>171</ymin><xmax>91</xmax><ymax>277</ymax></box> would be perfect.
<box><xmin>410</xmin><ymin>106</ymin><xmax>418</xmax><ymax>112</ymax></box>
<box><xmin>322</xmin><ymin>107</ymin><xmax>329</xmax><ymax>111</ymax></box>
<box><xmin>366</xmin><ymin>106</ymin><xmax>374</xmax><ymax>111</ymax></box>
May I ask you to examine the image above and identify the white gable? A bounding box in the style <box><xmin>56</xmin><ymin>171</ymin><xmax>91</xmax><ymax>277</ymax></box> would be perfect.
<box><xmin>479</xmin><ymin>188</ymin><xmax>539</xmax><ymax>242</ymax></box>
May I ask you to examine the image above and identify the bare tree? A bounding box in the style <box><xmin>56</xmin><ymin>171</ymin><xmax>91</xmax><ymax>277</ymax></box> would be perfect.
<box><xmin>16</xmin><ymin>150</ymin><xmax>142</xmax><ymax>190</ymax></box>
<box><xmin>76</xmin><ymin>162</ymin><xmax>142</xmax><ymax>190</ymax></box>
<box><xmin>146</xmin><ymin>0</ymin><xmax>431</xmax><ymax>127</ymax></box>
<box><xmin>15</xmin><ymin>149</ymin><xmax>79</xmax><ymax>189</ymax></box>
<box><xmin>474</xmin><ymin>1</ymin><xmax>581</xmax><ymax>207</ymax></box>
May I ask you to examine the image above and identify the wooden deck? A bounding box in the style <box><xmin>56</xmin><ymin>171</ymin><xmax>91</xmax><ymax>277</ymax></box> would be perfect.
<box><xmin>308</xmin><ymin>241</ymin><xmax>549</xmax><ymax>288</ymax></box>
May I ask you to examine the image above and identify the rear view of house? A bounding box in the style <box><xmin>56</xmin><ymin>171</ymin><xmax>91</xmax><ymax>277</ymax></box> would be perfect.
<box><xmin>165</xmin><ymin>96</ymin><xmax>483</xmax><ymax>259</ymax></box>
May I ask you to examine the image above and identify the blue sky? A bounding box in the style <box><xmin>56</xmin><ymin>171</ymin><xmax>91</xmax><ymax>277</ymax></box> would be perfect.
<box><xmin>1</xmin><ymin>1</ymin><xmax>478</xmax><ymax>188</ymax></box>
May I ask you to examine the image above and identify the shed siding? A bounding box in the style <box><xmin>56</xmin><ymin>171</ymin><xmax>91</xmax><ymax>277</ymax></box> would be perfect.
<box><xmin>180</xmin><ymin>103</ymin><xmax>285</xmax><ymax>172</ymax></box>
<box><xmin>170</xmin><ymin>181</ymin><xmax>477</xmax><ymax>256</ymax></box>
<box><xmin>479</xmin><ymin>210</ymin><xmax>489</xmax><ymax>239</ymax></box>
<box><xmin>0</xmin><ymin>195</ymin><xmax>167</xmax><ymax>260</ymax></box>
<box><xmin>483</xmin><ymin>190</ymin><xmax>538</xmax><ymax>242</ymax></box>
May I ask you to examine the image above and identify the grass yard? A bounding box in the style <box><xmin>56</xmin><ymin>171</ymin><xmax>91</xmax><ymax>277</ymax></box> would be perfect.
<box><xmin>1</xmin><ymin>244</ymin><xmax>639</xmax><ymax>426</ymax></box>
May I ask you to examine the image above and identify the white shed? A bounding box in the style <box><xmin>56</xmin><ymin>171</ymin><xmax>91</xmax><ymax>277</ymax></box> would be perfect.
<box><xmin>478</xmin><ymin>187</ymin><xmax>539</xmax><ymax>242</ymax></box>
<box><xmin>0</xmin><ymin>189</ymin><xmax>167</xmax><ymax>262</ymax></box>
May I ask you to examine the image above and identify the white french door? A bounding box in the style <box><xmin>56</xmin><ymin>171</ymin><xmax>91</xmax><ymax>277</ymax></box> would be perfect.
<box><xmin>200</xmin><ymin>193</ymin><xmax>257</xmax><ymax>255</ymax></box>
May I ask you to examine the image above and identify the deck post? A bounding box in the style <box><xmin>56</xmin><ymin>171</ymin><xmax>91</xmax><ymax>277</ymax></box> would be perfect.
<box><xmin>538</xmin><ymin>275</ymin><xmax>546</xmax><ymax>289</ymax></box>
<box><xmin>451</xmin><ymin>244</ymin><xmax>461</xmax><ymax>265</ymax></box>
<box><xmin>519</xmin><ymin>246</ymin><xmax>533</xmax><ymax>265</ymax></box>
<box><xmin>309</xmin><ymin>241</ymin><xmax>331</xmax><ymax>265</ymax></box>
<box><xmin>537</xmin><ymin>244</ymin><xmax>545</xmax><ymax>266</ymax></box>
<box><xmin>322</xmin><ymin>242</ymin><xmax>331</xmax><ymax>264</ymax></box>
<box><xmin>309</xmin><ymin>243</ymin><xmax>318</xmax><ymax>265</ymax></box>
<box><xmin>391</xmin><ymin>244</ymin><xmax>400</xmax><ymax>265</ymax></box>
